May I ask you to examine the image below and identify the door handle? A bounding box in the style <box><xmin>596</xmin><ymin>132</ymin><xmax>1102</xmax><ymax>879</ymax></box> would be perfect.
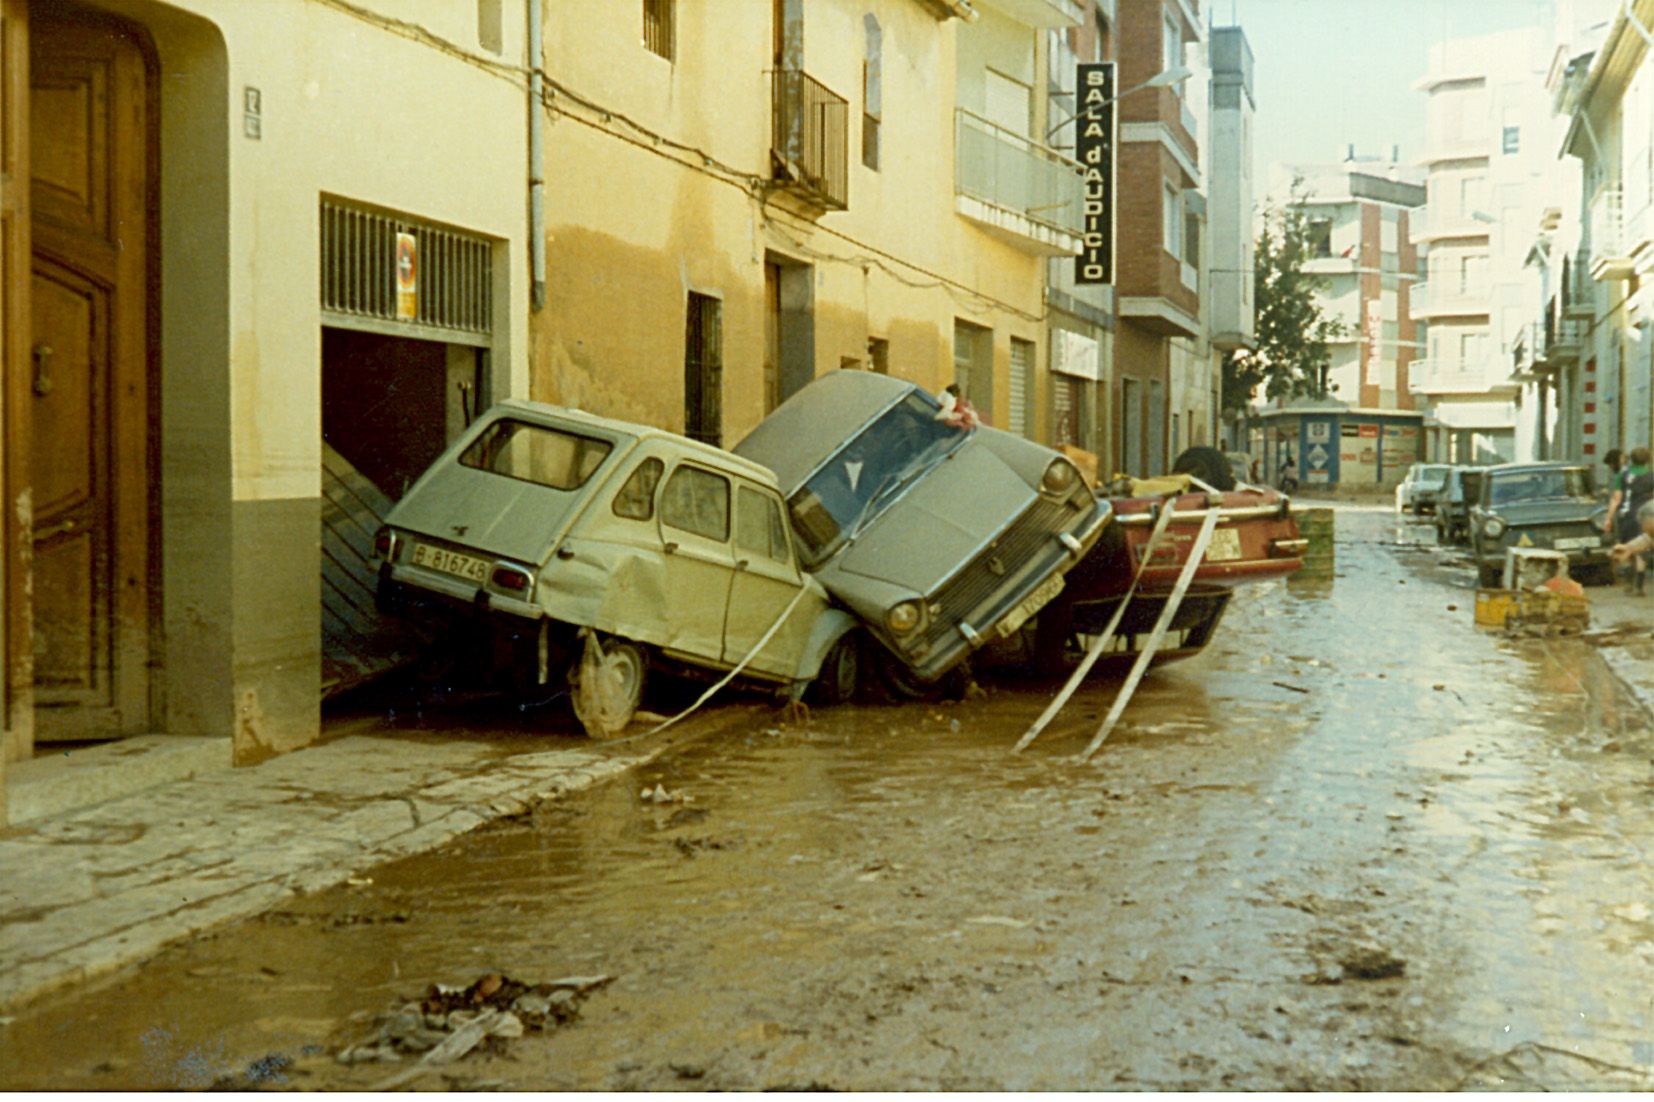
<box><xmin>663</xmin><ymin>541</ymin><xmax>679</xmax><ymax>554</ymax></box>
<box><xmin>735</xmin><ymin>559</ymin><xmax>750</xmax><ymax>571</ymax></box>
<box><xmin>32</xmin><ymin>344</ymin><xmax>53</xmax><ymax>397</ymax></box>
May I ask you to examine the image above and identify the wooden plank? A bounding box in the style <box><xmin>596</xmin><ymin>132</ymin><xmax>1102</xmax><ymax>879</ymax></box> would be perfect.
<box><xmin>1013</xmin><ymin>499</ymin><xmax>1179</xmax><ymax>754</ymax></box>
<box><xmin>1077</xmin><ymin>510</ymin><xmax>1221</xmax><ymax>763</ymax></box>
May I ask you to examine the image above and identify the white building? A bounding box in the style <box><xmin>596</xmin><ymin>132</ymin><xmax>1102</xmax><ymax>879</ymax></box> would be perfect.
<box><xmin>1413</xmin><ymin>26</ymin><xmax>1553</xmax><ymax>465</ymax></box>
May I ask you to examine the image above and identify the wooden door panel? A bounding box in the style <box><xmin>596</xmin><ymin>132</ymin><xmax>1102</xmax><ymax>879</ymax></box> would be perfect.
<box><xmin>30</xmin><ymin>256</ymin><xmax>111</xmax><ymax>709</ymax></box>
<box><xmin>30</xmin><ymin>13</ymin><xmax>150</xmax><ymax>739</ymax></box>
<box><xmin>28</xmin><ymin>54</ymin><xmax>106</xmax><ymax>238</ymax></box>
<box><xmin>29</xmin><ymin>258</ymin><xmax>101</xmax><ymax>519</ymax></box>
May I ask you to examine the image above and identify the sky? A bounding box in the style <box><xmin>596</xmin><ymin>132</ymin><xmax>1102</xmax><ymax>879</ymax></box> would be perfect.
<box><xmin>1227</xmin><ymin>0</ymin><xmax>1558</xmax><ymax>181</ymax></box>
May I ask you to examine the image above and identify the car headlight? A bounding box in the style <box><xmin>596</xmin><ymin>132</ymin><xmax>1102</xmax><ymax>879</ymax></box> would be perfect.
<box><xmin>1041</xmin><ymin>459</ymin><xmax>1077</xmax><ymax>495</ymax></box>
<box><xmin>1482</xmin><ymin>516</ymin><xmax>1507</xmax><ymax>539</ymax></box>
<box><xmin>886</xmin><ymin>600</ymin><xmax>923</xmax><ymax>635</ymax></box>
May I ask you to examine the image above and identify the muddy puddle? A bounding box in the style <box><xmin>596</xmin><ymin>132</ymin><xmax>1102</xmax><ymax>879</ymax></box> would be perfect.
<box><xmin>2</xmin><ymin>508</ymin><xmax>1652</xmax><ymax>1090</ymax></box>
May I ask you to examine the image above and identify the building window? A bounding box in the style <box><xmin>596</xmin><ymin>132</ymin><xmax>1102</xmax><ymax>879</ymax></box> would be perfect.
<box><xmin>1308</xmin><ymin>218</ymin><xmax>1333</xmax><ymax>259</ymax></box>
<box><xmin>1163</xmin><ymin>13</ymin><xmax>1182</xmax><ymax>79</ymax></box>
<box><xmin>1163</xmin><ymin>183</ymin><xmax>1182</xmax><ymax>257</ymax></box>
<box><xmin>684</xmin><ymin>292</ymin><xmax>722</xmax><ymax>445</ymax></box>
<box><xmin>867</xmin><ymin>336</ymin><xmax>890</xmax><ymax>374</ymax></box>
<box><xmin>863</xmin><ymin>14</ymin><xmax>882</xmax><ymax>171</ymax></box>
<box><xmin>1009</xmin><ymin>337</ymin><xmax>1034</xmax><ymax>438</ymax></box>
<box><xmin>1502</xmin><ymin>126</ymin><xmax>1519</xmax><ymax>154</ymax></box>
<box><xmin>477</xmin><ymin>0</ymin><xmax>503</xmax><ymax>54</ymax></box>
<box><xmin>643</xmin><ymin>0</ymin><xmax>674</xmax><ymax>60</ymax></box>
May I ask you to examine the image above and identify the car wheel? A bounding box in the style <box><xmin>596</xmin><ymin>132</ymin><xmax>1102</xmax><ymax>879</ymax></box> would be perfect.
<box><xmin>1171</xmin><ymin>446</ymin><xmax>1236</xmax><ymax>491</ymax></box>
<box><xmin>873</xmin><ymin>645</ymin><xmax>959</xmax><ymax>702</ymax></box>
<box><xmin>570</xmin><ymin>635</ymin><xmax>648</xmax><ymax>739</ymax></box>
<box><xmin>807</xmin><ymin>630</ymin><xmax>861</xmax><ymax>706</ymax></box>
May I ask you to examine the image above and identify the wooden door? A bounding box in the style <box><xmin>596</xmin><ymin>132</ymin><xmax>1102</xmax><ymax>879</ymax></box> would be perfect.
<box><xmin>29</xmin><ymin>11</ymin><xmax>152</xmax><ymax>740</ymax></box>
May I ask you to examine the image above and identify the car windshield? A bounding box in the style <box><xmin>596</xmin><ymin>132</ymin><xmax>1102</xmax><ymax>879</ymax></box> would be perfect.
<box><xmin>459</xmin><ymin>419</ymin><xmax>613</xmax><ymax>491</ymax></box>
<box><xmin>1420</xmin><ymin>465</ymin><xmax>1450</xmax><ymax>486</ymax></box>
<box><xmin>1487</xmin><ymin>468</ymin><xmax>1592</xmax><ymax>505</ymax></box>
<box><xmin>786</xmin><ymin>392</ymin><xmax>967</xmax><ymax>566</ymax></box>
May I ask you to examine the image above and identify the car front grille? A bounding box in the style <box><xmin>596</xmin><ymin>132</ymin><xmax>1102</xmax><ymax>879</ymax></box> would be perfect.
<box><xmin>915</xmin><ymin>496</ymin><xmax>1078</xmax><ymax>652</ymax></box>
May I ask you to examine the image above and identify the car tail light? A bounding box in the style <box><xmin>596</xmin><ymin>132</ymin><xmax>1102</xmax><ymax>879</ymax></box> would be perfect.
<box><xmin>373</xmin><ymin>528</ymin><xmax>397</xmax><ymax>561</ymax></box>
<box><xmin>492</xmin><ymin>565</ymin><xmax>532</xmax><ymax>593</ymax></box>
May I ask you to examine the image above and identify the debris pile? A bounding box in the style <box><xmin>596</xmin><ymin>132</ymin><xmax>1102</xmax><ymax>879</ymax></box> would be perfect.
<box><xmin>336</xmin><ymin>972</ymin><xmax>612</xmax><ymax>1067</ymax></box>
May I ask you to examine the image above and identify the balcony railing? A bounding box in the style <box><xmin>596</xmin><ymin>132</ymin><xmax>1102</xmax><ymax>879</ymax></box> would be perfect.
<box><xmin>1408</xmin><ymin>281</ymin><xmax>1429</xmax><ymax>320</ymax></box>
<box><xmin>1416</xmin><ymin>278</ymin><xmax>1490</xmax><ymax>316</ymax></box>
<box><xmin>771</xmin><ymin>69</ymin><xmax>849</xmax><ymax>211</ymax></box>
<box><xmin>1590</xmin><ymin>187</ymin><xmax>1631</xmax><ymax>279</ymax></box>
<box><xmin>1410</xmin><ymin>358</ymin><xmax>1504</xmax><ymax>395</ymax></box>
<box><xmin>954</xmin><ymin>107</ymin><xmax>1085</xmax><ymax>249</ymax></box>
<box><xmin>1540</xmin><ymin>312</ymin><xmax>1584</xmax><ymax>362</ymax></box>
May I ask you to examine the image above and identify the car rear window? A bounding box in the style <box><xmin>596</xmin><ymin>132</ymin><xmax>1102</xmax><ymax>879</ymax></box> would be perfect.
<box><xmin>459</xmin><ymin>420</ymin><xmax>613</xmax><ymax>491</ymax></box>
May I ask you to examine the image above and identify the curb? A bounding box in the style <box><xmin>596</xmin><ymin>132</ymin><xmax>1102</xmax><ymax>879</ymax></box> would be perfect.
<box><xmin>0</xmin><ymin>705</ymin><xmax>757</xmax><ymax>1016</ymax></box>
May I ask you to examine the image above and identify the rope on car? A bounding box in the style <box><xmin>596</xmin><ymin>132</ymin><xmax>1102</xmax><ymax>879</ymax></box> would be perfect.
<box><xmin>643</xmin><ymin>583</ymin><xmax>814</xmax><ymax>737</ymax></box>
<box><xmin>1013</xmin><ymin>497</ymin><xmax>1180</xmax><ymax>753</ymax></box>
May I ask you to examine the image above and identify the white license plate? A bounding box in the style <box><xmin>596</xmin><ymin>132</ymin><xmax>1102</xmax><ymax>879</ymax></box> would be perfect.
<box><xmin>996</xmin><ymin>572</ymin><xmax>1065</xmax><ymax>639</ymax></box>
<box><xmin>1553</xmin><ymin>535</ymin><xmax>1601</xmax><ymax>551</ymax></box>
<box><xmin>1206</xmin><ymin>526</ymin><xmax>1243</xmax><ymax>563</ymax></box>
<box><xmin>411</xmin><ymin>542</ymin><xmax>490</xmax><ymax>583</ymax></box>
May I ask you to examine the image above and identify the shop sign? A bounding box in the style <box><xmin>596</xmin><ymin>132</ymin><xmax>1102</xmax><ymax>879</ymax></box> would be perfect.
<box><xmin>1074</xmin><ymin>62</ymin><xmax>1114</xmax><ymax>285</ymax></box>
<box><xmin>395</xmin><ymin>231</ymin><xmax>418</xmax><ymax>320</ymax></box>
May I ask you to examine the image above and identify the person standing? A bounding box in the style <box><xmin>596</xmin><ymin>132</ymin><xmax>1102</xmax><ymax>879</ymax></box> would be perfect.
<box><xmin>1611</xmin><ymin>447</ymin><xmax>1652</xmax><ymax>593</ymax></box>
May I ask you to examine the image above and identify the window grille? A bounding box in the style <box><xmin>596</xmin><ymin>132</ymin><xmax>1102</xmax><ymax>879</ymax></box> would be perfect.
<box><xmin>320</xmin><ymin>198</ymin><xmax>492</xmax><ymax>345</ymax></box>
<box><xmin>643</xmin><ymin>0</ymin><xmax>674</xmax><ymax>60</ymax></box>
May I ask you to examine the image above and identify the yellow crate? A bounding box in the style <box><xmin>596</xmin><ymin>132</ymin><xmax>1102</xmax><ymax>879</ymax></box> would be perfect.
<box><xmin>1474</xmin><ymin>588</ymin><xmax>1589</xmax><ymax>631</ymax></box>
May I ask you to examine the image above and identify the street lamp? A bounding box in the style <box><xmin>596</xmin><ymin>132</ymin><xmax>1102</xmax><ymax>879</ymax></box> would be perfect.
<box><xmin>1046</xmin><ymin>65</ymin><xmax>1194</xmax><ymax>141</ymax></box>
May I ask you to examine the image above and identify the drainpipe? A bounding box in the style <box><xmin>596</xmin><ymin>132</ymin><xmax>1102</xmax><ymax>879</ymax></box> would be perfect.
<box><xmin>529</xmin><ymin>0</ymin><xmax>547</xmax><ymax>312</ymax></box>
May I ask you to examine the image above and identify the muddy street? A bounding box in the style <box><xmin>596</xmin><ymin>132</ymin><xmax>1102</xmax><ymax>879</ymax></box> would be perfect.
<box><xmin>3</xmin><ymin>505</ymin><xmax>1653</xmax><ymax>1091</ymax></box>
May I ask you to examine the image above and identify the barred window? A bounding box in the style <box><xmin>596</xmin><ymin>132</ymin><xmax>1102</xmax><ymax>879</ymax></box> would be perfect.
<box><xmin>643</xmin><ymin>0</ymin><xmax>674</xmax><ymax>60</ymax></box>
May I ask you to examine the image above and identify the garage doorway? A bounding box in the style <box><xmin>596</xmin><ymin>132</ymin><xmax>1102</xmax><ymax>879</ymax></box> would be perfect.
<box><xmin>317</xmin><ymin>200</ymin><xmax>495</xmax><ymax>697</ymax></box>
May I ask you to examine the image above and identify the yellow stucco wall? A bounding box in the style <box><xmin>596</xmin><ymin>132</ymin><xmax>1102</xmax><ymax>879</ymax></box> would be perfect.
<box><xmin>535</xmin><ymin>0</ymin><xmax>1049</xmax><ymax>447</ymax></box>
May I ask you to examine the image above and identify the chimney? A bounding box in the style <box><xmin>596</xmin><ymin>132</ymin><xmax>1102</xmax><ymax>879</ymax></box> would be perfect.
<box><xmin>1391</xmin><ymin>143</ymin><xmax>1400</xmax><ymax>163</ymax></box>
<box><xmin>1346</xmin><ymin>142</ymin><xmax>1355</xmax><ymax>161</ymax></box>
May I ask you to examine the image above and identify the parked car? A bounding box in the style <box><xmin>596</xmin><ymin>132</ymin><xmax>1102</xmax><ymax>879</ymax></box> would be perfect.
<box><xmin>734</xmin><ymin>371</ymin><xmax>1110</xmax><ymax>694</ymax></box>
<box><xmin>1225</xmin><ymin>452</ymin><xmax>1255</xmax><ymax>486</ymax></box>
<box><xmin>372</xmin><ymin>400</ymin><xmax>861</xmax><ymax>735</ymax></box>
<box><xmin>1396</xmin><ymin>462</ymin><xmax>1452</xmax><ymax>515</ymax></box>
<box><xmin>1468</xmin><ymin>461</ymin><xmax>1612</xmax><ymax>587</ymax></box>
<box><xmin>1434</xmin><ymin>465</ymin><xmax>1486</xmax><ymax>546</ymax></box>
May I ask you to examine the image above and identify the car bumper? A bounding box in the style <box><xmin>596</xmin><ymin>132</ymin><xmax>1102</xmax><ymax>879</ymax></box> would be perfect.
<box><xmin>887</xmin><ymin>502</ymin><xmax>1108</xmax><ymax>683</ymax></box>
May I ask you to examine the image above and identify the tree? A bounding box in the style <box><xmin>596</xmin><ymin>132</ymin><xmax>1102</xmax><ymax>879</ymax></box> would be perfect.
<box><xmin>1223</xmin><ymin>183</ymin><xmax>1349</xmax><ymax>413</ymax></box>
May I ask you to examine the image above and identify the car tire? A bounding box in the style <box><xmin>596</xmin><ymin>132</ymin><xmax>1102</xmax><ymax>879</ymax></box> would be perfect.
<box><xmin>1171</xmin><ymin>446</ymin><xmax>1236</xmax><ymax>491</ymax></box>
<box><xmin>570</xmin><ymin>636</ymin><xmax>648</xmax><ymax>739</ymax></box>
<box><xmin>874</xmin><ymin>645</ymin><xmax>967</xmax><ymax>702</ymax></box>
<box><xmin>807</xmin><ymin>630</ymin><xmax>861</xmax><ymax>706</ymax></box>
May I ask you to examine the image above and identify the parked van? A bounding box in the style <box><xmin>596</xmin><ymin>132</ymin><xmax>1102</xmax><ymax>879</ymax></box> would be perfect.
<box><xmin>373</xmin><ymin>400</ymin><xmax>860</xmax><ymax>734</ymax></box>
<box><xmin>734</xmin><ymin>372</ymin><xmax>1109</xmax><ymax>693</ymax></box>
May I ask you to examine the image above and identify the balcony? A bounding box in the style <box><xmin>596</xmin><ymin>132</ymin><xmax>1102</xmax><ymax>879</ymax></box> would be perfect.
<box><xmin>1408</xmin><ymin>281</ymin><xmax>1428</xmax><ymax>320</ymax></box>
<box><xmin>1411</xmin><ymin>205</ymin><xmax>1492</xmax><ymax>244</ymax></box>
<box><xmin>1302</xmin><ymin>254</ymin><xmax>1356</xmax><ymax>275</ymax></box>
<box><xmin>1415</xmin><ymin>279</ymin><xmax>1491</xmax><ymax>318</ymax></box>
<box><xmin>1540</xmin><ymin>312</ymin><xmax>1584</xmax><ymax>363</ymax></box>
<box><xmin>974</xmin><ymin>0</ymin><xmax>1085</xmax><ymax>27</ymax></box>
<box><xmin>771</xmin><ymin>69</ymin><xmax>849</xmax><ymax>212</ymax></box>
<box><xmin>1563</xmin><ymin>253</ymin><xmax>1594</xmax><ymax>317</ymax></box>
<box><xmin>1410</xmin><ymin>358</ymin><xmax>1519</xmax><ymax>396</ymax></box>
<box><xmin>954</xmin><ymin>107</ymin><xmax>1085</xmax><ymax>255</ymax></box>
<box><xmin>1590</xmin><ymin>187</ymin><xmax>1632</xmax><ymax>280</ymax></box>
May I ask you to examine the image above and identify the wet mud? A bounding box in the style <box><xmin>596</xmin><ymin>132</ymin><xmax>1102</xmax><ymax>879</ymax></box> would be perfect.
<box><xmin>3</xmin><ymin>507</ymin><xmax>1653</xmax><ymax>1090</ymax></box>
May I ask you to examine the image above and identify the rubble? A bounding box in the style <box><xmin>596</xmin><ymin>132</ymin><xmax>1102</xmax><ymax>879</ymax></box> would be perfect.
<box><xmin>335</xmin><ymin>972</ymin><xmax>613</xmax><ymax>1067</ymax></box>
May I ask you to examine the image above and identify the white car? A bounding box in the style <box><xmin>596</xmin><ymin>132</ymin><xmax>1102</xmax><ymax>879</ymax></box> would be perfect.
<box><xmin>1395</xmin><ymin>463</ymin><xmax>1452</xmax><ymax>515</ymax></box>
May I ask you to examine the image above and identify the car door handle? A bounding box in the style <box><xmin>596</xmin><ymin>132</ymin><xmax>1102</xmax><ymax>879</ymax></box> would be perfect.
<box><xmin>735</xmin><ymin>559</ymin><xmax>750</xmax><ymax>571</ymax></box>
<box><xmin>663</xmin><ymin>541</ymin><xmax>679</xmax><ymax>554</ymax></box>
